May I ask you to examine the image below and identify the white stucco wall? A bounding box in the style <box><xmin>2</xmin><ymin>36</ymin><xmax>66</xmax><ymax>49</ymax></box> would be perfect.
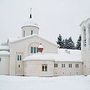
<box><xmin>0</xmin><ymin>55</ymin><xmax>10</xmax><ymax>75</ymax></box>
<box><xmin>9</xmin><ymin>36</ymin><xmax>57</xmax><ymax>75</ymax></box>
<box><xmin>23</xmin><ymin>60</ymin><xmax>54</xmax><ymax>77</ymax></box>
<box><xmin>82</xmin><ymin>50</ymin><xmax>90</xmax><ymax>75</ymax></box>
<box><xmin>81</xmin><ymin>19</ymin><xmax>90</xmax><ymax>75</ymax></box>
<box><xmin>22</xmin><ymin>26</ymin><xmax>39</xmax><ymax>37</ymax></box>
<box><xmin>16</xmin><ymin>61</ymin><xmax>24</xmax><ymax>76</ymax></box>
<box><xmin>54</xmin><ymin>61</ymin><xmax>83</xmax><ymax>76</ymax></box>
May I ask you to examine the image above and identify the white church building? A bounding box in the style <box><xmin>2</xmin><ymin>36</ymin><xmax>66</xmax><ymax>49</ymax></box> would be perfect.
<box><xmin>0</xmin><ymin>11</ymin><xmax>90</xmax><ymax>76</ymax></box>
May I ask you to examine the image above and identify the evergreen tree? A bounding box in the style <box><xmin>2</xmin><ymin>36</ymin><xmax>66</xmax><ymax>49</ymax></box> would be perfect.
<box><xmin>57</xmin><ymin>34</ymin><xmax>64</xmax><ymax>48</ymax></box>
<box><xmin>64</xmin><ymin>37</ymin><xmax>75</xmax><ymax>49</ymax></box>
<box><xmin>76</xmin><ymin>35</ymin><xmax>81</xmax><ymax>50</ymax></box>
<box><xmin>64</xmin><ymin>38</ymin><xmax>68</xmax><ymax>48</ymax></box>
<box><xmin>68</xmin><ymin>37</ymin><xmax>75</xmax><ymax>49</ymax></box>
<box><xmin>56</xmin><ymin>34</ymin><xmax>75</xmax><ymax>49</ymax></box>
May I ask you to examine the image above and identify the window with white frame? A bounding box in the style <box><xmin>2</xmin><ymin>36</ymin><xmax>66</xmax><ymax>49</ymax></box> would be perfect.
<box><xmin>17</xmin><ymin>55</ymin><xmax>22</xmax><ymax>61</ymax></box>
<box><xmin>69</xmin><ymin>64</ymin><xmax>72</xmax><ymax>68</ymax></box>
<box><xmin>31</xmin><ymin>47</ymin><xmax>38</xmax><ymax>53</ymax></box>
<box><xmin>75</xmin><ymin>64</ymin><xmax>79</xmax><ymax>68</ymax></box>
<box><xmin>54</xmin><ymin>64</ymin><xmax>58</xmax><ymax>68</ymax></box>
<box><xmin>42</xmin><ymin>64</ymin><xmax>47</xmax><ymax>71</ymax></box>
<box><xmin>62</xmin><ymin>64</ymin><xmax>65</xmax><ymax>68</ymax></box>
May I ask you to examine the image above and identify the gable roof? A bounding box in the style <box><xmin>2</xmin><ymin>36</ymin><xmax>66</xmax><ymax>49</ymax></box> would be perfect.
<box><xmin>9</xmin><ymin>34</ymin><xmax>57</xmax><ymax>47</ymax></box>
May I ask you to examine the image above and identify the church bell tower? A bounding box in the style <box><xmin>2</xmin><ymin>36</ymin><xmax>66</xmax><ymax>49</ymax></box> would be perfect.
<box><xmin>80</xmin><ymin>18</ymin><xmax>90</xmax><ymax>75</ymax></box>
<box><xmin>21</xmin><ymin>8</ymin><xmax>39</xmax><ymax>37</ymax></box>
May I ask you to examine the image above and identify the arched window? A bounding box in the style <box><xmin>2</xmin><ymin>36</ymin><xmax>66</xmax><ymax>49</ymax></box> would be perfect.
<box><xmin>29</xmin><ymin>42</ymin><xmax>39</xmax><ymax>54</ymax></box>
<box><xmin>30</xmin><ymin>47</ymin><xmax>38</xmax><ymax>53</ymax></box>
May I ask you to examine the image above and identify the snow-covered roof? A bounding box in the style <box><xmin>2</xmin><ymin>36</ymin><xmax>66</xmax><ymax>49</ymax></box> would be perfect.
<box><xmin>22</xmin><ymin>19</ymin><xmax>38</xmax><ymax>28</ymax></box>
<box><xmin>9</xmin><ymin>34</ymin><xmax>57</xmax><ymax>47</ymax></box>
<box><xmin>23</xmin><ymin>53</ymin><xmax>55</xmax><ymax>61</ymax></box>
<box><xmin>23</xmin><ymin>49</ymin><xmax>82</xmax><ymax>62</ymax></box>
<box><xmin>0</xmin><ymin>51</ymin><xmax>10</xmax><ymax>56</ymax></box>
<box><xmin>0</xmin><ymin>45</ymin><xmax>9</xmax><ymax>51</ymax></box>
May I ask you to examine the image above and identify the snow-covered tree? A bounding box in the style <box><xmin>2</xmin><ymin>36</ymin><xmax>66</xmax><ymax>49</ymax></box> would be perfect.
<box><xmin>76</xmin><ymin>35</ymin><xmax>81</xmax><ymax>50</ymax></box>
<box><xmin>64</xmin><ymin>37</ymin><xmax>75</xmax><ymax>49</ymax></box>
<box><xmin>57</xmin><ymin>34</ymin><xmax>75</xmax><ymax>49</ymax></box>
<box><xmin>57</xmin><ymin>34</ymin><xmax>64</xmax><ymax>48</ymax></box>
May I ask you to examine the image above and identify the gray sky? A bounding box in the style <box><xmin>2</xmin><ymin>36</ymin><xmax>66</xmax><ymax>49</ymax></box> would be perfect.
<box><xmin>0</xmin><ymin>0</ymin><xmax>90</xmax><ymax>44</ymax></box>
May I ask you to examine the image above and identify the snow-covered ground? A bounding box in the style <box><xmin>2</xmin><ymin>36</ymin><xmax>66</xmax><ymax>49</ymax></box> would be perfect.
<box><xmin>0</xmin><ymin>75</ymin><xmax>90</xmax><ymax>90</ymax></box>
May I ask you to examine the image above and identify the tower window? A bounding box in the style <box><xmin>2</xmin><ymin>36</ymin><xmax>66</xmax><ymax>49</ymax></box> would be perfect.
<box><xmin>23</xmin><ymin>31</ymin><xmax>25</xmax><ymax>37</ymax></box>
<box><xmin>31</xmin><ymin>30</ymin><xmax>33</xmax><ymax>35</ymax></box>
<box><xmin>42</xmin><ymin>64</ymin><xmax>47</xmax><ymax>71</ymax></box>
<box><xmin>84</xmin><ymin>27</ymin><xmax>86</xmax><ymax>47</ymax></box>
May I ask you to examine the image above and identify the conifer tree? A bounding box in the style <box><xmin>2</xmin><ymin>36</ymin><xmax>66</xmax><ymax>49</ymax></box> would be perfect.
<box><xmin>64</xmin><ymin>37</ymin><xmax>75</xmax><ymax>49</ymax></box>
<box><xmin>57</xmin><ymin>34</ymin><xmax>64</xmax><ymax>48</ymax></box>
<box><xmin>76</xmin><ymin>35</ymin><xmax>81</xmax><ymax>50</ymax></box>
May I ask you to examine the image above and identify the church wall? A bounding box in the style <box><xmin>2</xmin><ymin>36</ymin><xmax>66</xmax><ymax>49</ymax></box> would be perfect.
<box><xmin>35</xmin><ymin>37</ymin><xmax>58</xmax><ymax>53</ymax></box>
<box><xmin>0</xmin><ymin>55</ymin><xmax>10</xmax><ymax>75</ymax></box>
<box><xmin>54</xmin><ymin>61</ymin><xmax>83</xmax><ymax>76</ymax></box>
<box><xmin>23</xmin><ymin>60</ymin><xmax>54</xmax><ymax>76</ymax></box>
<box><xmin>81</xmin><ymin>19</ymin><xmax>90</xmax><ymax>75</ymax></box>
<box><xmin>9</xmin><ymin>36</ymin><xmax>57</xmax><ymax>75</ymax></box>
<box><xmin>82</xmin><ymin>49</ymin><xmax>90</xmax><ymax>75</ymax></box>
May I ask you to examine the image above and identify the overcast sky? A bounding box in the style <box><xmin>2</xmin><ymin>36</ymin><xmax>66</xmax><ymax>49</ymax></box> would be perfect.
<box><xmin>0</xmin><ymin>0</ymin><xmax>90</xmax><ymax>44</ymax></box>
